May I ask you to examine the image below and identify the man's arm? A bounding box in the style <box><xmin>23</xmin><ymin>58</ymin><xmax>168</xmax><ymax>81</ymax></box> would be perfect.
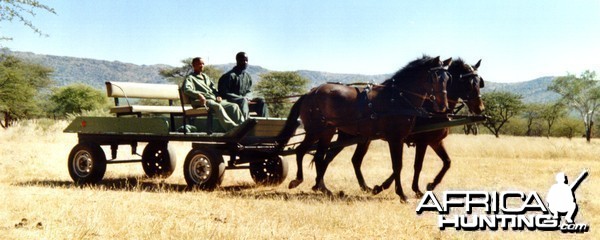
<box><xmin>183</xmin><ymin>77</ymin><xmax>207</xmax><ymax>105</ymax></box>
<box><xmin>207</xmin><ymin>75</ymin><xmax>221</xmax><ymax>102</ymax></box>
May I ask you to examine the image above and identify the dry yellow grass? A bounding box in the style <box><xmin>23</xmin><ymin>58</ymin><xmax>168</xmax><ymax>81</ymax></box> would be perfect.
<box><xmin>1</xmin><ymin>120</ymin><xmax>599</xmax><ymax>239</ymax></box>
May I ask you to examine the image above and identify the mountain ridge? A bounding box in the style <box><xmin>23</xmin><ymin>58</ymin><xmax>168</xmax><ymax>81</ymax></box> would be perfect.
<box><xmin>1</xmin><ymin>49</ymin><xmax>559</xmax><ymax>103</ymax></box>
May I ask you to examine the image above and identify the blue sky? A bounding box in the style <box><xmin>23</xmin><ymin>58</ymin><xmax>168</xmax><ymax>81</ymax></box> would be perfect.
<box><xmin>2</xmin><ymin>0</ymin><xmax>599</xmax><ymax>83</ymax></box>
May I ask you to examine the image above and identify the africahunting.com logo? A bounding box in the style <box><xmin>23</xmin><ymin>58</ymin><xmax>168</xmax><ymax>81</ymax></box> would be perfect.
<box><xmin>416</xmin><ymin>170</ymin><xmax>589</xmax><ymax>233</ymax></box>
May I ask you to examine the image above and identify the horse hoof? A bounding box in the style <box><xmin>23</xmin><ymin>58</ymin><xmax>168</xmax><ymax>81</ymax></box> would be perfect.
<box><xmin>288</xmin><ymin>179</ymin><xmax>303</xmax><ymax>189</ymax></box>
<box><xmin>426</xmin><ymin>183</ymin><xmax>435</xmax><ymax>191</ymax></box>
<box><xmin>398</xmin><ymin>195</ymin><xmax>408</xmax><ymax>203</ymax></box>
<box><xmin>372</xmin><ymin>185</ymin><xmax>383</xmax><ymax>195</ymax></box>
<box><xmin>312</xmin><ymin>185</ymin><xmax>333</xmax><ymax>196</ymax></box>
<box><xmin>415</xmin><ymin>191</ymin><xmax>424</xmax><ymax>198</ymax></box>
<box><xmin>361</xmin><ymin>186</ymin><xmax>373</xmax><ymax>193</ymax></box>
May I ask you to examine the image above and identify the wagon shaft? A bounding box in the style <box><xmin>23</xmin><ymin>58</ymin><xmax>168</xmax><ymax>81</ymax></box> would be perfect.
<box><xmin>411</xmin><ymin>115</ymin><xmax>487</xmax><ymax>134</ymax></box>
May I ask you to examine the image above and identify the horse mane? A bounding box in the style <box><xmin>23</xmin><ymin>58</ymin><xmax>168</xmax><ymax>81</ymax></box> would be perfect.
<box><xmin>448</xmin><ymin>58</ymin><xmax>468</xmax><ymax>73</ymax></box>
<box><xmin>382</xmin><ymin>55</ymin><xmax>434</xmax><ymax>87</ymax></box>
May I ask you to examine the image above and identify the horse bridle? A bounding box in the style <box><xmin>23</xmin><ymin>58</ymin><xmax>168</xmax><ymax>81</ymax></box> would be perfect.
<box><xmin>449</xmin><ymin>69</ymin><xmax>484</xmax><ymax>114</ymax></box>
<box><xmin>394</xmin><ymin>66</ymin><xmax>450</xmax><ymax>101</ymax></box>
<box><xmin>388</xmin><ymin>66</ymin><xmax>450</xmax><ymax>116</ymax></box>
<box><xmin>458</xmin><ymin>70</ymin><xmax>484</xmax><ymax>101</ymax></box>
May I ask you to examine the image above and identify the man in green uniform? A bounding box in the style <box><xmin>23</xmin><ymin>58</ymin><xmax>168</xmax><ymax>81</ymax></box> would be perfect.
<box><xmin>183</xmin><ymin>57</ymin><xmax>244</xmax><ymax>131</ymax></box>
<box><xmin>218</xmin><ymin>52</ymin><xmax>269</xmax><ymax>118</ymax></box>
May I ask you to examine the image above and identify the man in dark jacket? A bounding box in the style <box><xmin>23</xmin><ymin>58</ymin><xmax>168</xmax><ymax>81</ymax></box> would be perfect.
<box><xmin>218</xmin><ymin>52</ymin><xmax>269</xmax><ymax>118</ymax></box>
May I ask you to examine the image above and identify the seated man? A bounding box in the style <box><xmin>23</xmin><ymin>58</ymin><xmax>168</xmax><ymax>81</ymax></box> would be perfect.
<box><xmin>218</xmin><ymin>51</ymin><xmax>269</xmax><ymax>118</ymax></box>
<box><xmin>183</xmin><ymin>57</ymin><xmax>244</xmax><ymax>131</ymax></box>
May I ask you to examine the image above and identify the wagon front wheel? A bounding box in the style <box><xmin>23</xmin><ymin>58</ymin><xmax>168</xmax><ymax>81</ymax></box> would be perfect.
<box><xmin>142</xmin><ymin>142</ymin><xmax>176</xmax><ymax>178</ymax></box>
<box><xmin>183</xmin><ymin>147</ymin><xmax>225</xmax><ymax>190</ymax></box>
<box><xmin>68</xmin><ymin>142</ymin><xmax>107</xmax><ymax>185</ymax></box>
<box><xmin>249</xmin><ymin>156</ymin><xmax>288</xmax><ymax>186</ymax></box>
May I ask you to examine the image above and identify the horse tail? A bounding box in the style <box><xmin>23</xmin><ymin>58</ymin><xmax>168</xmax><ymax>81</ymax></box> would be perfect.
<box><xmin>277</xmin><ymin>94</ymin><xmax>306</xmax><ymax>146</ymax></box>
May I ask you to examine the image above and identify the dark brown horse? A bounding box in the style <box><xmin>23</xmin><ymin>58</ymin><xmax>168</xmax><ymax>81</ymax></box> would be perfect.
<box><xmin>372</xmin><ymin>58</ymin><xmax>485</xmax><ymax>197</ymax></box>
<box><xmin>279</xmin><ymin>56</ymin><xmax>452</xmax><ymax>202</ymax></box>
<box><xmin>314</xmin><ymin>58</ymin><xmax>485</xmax><ymax>197</ymax></box>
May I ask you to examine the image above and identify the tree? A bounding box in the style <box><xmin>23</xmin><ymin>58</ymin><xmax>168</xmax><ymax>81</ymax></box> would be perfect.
<box><xmin>0</xmin><ymin>54</ymin><xmax>53</xmax><ymax>128</ymax></box>
<box><xmin>539</xmin><ymin>102</ymin><xmax>566</xmax><ymax>138</ymax></box>
<box><xmin>556</xmin><ymin>117</ymin><xmax>583</xmax><ymax>140</ymax></box>
<box><xmin>0</xmin><ymin>0</ymin><xmax>56</xmax><ymax>41</ymax></box>
<box><xmin>49</xmin><ymin>84</ymin><xmax>108</xmax><ymax>117</ymax></box>
<box><xmin>255</xmin><ymin>71</ymin><xmax>309</xmax><ymax>117</ymax></box>
<box><xmin>548</xmin><ymin>70</ymin><xmax>600</xmax><ymax>142</ymax></box>
<box><xmin>159</xmin><ymin>58</ymin><xmax>223</xmax><ymax>85</ymax></box>
<box><xmin>521</xmin><ymin>103</ymin><xmax>543</xmax><ymax>136</ymax></box>
<box><xmin>481</xmin><ymin>91</ymin><xmax>524</xmax><ymax>138</ymax></box>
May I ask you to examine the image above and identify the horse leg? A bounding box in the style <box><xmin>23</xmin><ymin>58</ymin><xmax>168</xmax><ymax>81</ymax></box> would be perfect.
<box><xmin>427</xmin><ymin>141</ymin><xmax>451</xmax><ymax>191</ymax></box>
<box><xmin>372</xmin><ymin>174</ymin><xmax>393</xmax><ymax>195</ymax></box>
<box><xmin>373</xmin><ymin>141</ymin><xmax>413</xmax><ymax>196</ymax></box>
<box><xmin>351</xmin><ymin>141</ymin><xmax>372</xmax><ymax>192</ymax></box>
<box><xmin>388</xmin><ymin>139</ymin><xmax>407</xmax><ymax>203</ymax></box>
<box><xmin>288</xmin><ymin>132</ymin><xmax>318</xmax><ymax>189</ymax></box>
<box><xmin>312</xmin><ymin>129</ymin><xmax>336</xmax><ymax>195</ymax></box>
<box><xmin>411</xmin><ymin>142</ymin><xmax>428</xmax><ymax>198</ymax></box>
<box><xmin>322</xmin><ymin>131</ymin><xmax>357</xmax><ymax>163</ymax></box>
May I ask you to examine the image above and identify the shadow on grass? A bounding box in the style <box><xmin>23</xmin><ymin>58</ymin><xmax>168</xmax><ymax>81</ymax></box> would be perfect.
<box><xmin>14</xmin><ymin>177</ymin><xmax>189</xmax><ymax>193</ymax></box>
<box><xmin>218</xmin><ymin>186</ymin><xmax>394</xmax><ymax>203</ymax></box>
<box><xmin>14</xmin><ymin>178</ymin><xmax>391</xmax><ymax>203</ymax></box>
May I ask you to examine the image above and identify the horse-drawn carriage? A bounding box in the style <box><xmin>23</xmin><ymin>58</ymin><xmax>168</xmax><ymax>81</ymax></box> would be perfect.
<box><xmin>63</xmin><ymin>113</ymin><xmax>484</xmax><ymax>188</ymax></box>
<box><xmin>63</xmin><ymin>56</ymin><xmax>487</xmax><ymax>201</ymax></box>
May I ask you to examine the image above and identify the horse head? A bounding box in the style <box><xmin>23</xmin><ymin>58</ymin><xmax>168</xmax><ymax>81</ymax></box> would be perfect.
<box><xmin>448</xmin><ymin>59</ymin><xmax>485</xmax><ymax>114</ymax></box>
<box><xmin>385</xmin><ymin>56</ymin><xmax>451</xmax><ymax>114</ymax></box>
<box><xmin>430</xmin><ymin>57</ymin><xmax>452</xmax><ymax>113</ymax></box>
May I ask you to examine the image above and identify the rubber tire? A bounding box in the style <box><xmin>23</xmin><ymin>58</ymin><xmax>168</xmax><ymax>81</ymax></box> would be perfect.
<box><xmin>183</xmin><ymin>147</ymin><xmax>225</xmax><ymax>190</ymax></box>
<box><xmin>142</xmin><ymin>142</ymin><xmax>177</xmax><ymax>178</ymax></box>
<box><xmin>68</xmin><ymin>142</ymin><xmax>107</xmax><ymax>185</ymax></box>
<box><xmin>249</xmin><ymin>156</ymin><xmax>288</xmax><ymax>186</ymax></box>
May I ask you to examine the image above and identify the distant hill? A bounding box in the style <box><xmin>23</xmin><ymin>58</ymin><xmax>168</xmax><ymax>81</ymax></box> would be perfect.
<box><xmin>1</xmin><ymin>49</ymin><xmax>170</xmax><ymax>88</ymax></box>
<box><xmin>1</xmin><ymin>49</ymin><xmax>559</xmax><ymax>103</ymax></box>
<box><xmin>482</xmin><ymin>77</ymin><xmax>559</xmax><ymax>103</ymax></box>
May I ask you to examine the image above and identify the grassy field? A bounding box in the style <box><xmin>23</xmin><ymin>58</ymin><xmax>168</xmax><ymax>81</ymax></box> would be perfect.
<box><xmin>1</xmin><ymin>120</ymin><xmax>599</xmax><ymax>239</ymax></box>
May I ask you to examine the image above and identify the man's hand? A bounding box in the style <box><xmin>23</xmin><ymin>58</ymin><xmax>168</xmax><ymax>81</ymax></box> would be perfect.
<box><xmin>197</xmin><ymin>94</ymin><xmax>207</xmax><ymax>106</ymax></box>
<box><xmin>216</xmin><ymin>96</ymin><xmax>222</xmax><ymax>103</ymax></box>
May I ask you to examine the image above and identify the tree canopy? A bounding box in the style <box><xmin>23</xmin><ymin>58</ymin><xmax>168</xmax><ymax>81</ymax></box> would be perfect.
<box><xmin>0</xmin><ymin>54</ymin><xmax>53</xmax><ymax>128</ymax></box>
<box><xmin>481</xmin><ymin>91</ymin><xmax>524</xmax><ymax>138</ymax></box>
<box><xmin>0</xmin><ymin>0</ymin><xmax>56</xmax><ymax>41</ymax></box>
<box><xmin>539</xmin><ymin>102</ymin><xmax>566</xmax><ymax>138</ymax></box>
<box><xmin>255</xmin><ymin>71</ymin><xmax>309</xmax><ymax>117</ymax></box>
<box><xmin>49</xmin><ymin>83</ymin><xmax>108</xmax><ymax>116</ymax></box>
<box><xmin>548</xmin><ymin>70</ymin><xmax>600</xmax><ymax>142</ymax></box>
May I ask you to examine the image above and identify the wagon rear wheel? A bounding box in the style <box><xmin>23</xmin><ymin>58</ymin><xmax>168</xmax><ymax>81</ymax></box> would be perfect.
<box><xmin>183</xmin><ymin>147</ymin><xmax>225</xmax><ymax>190</ymax></box>
<box><xmin>249</xmin><ymin>156</ymin><xmax>288</xmax><ymax>186</ymax></box>
<box><xmin>68</xmin><ymin>142</ymin><xmax>107</xmax><ymax>185</ymax></box>
<box><xmin>142</xmin><ymin>142</ymin><xmax>176</xmax><ymax>178</ymax></box>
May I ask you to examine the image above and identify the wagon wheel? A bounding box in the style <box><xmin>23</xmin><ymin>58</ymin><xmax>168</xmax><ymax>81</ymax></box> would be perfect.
<box><xmin>68</xmin><ymin>142</ymin><xmax>107</xmax><ymax>185</ymax></box>
<box><xmin>249</xmin><ymin>156</ymin><xmax>288</xmax><ymax>186</ymax></box>
<box><xmin>183</xmin><ymin>147</ymin><xmax>225</xmax><ymax>190</ymax></box>
<box><xmin>142</xmin><ymin>142</ymin><xmax>177</xmax><ymax>178</ymax></box>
